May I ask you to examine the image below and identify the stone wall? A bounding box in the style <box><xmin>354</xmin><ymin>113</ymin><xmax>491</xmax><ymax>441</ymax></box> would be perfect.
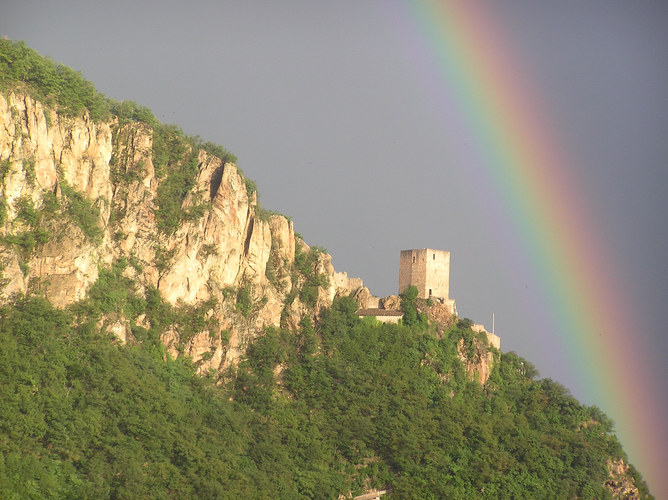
<box><xmin>472</xmin><ymin>324</ymin><xmax>501</xmax><ymax>350</ymax></box>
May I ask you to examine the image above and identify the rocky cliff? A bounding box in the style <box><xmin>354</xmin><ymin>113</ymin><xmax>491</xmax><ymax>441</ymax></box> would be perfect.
<box><xmin>0</xmin><ymin>91</ymin><xmax>361</xmax><ymax>372</ymax></box>
<box><xmin>0</xmin><ymin>89</ymin><xmax>519</xmax><ymax>392</ymax></box>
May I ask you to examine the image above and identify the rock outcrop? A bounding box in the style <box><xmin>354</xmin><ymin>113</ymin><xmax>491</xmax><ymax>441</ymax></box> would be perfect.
<box><xmin>456</xmin><ymin>337</ymin><xmax>496</xmax><ymax>385</ymax></box>
<box><xmin>0</xmin><ymin>91</ymin><xmax>363</xmax><ymax>372</ymax></box>
<box><xmin>605</xmin><ymin>459</ymin><xmax>641</xmax><ymax>499</ymax></box>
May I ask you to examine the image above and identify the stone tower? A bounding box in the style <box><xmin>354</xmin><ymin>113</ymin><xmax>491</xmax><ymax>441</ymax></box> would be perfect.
<box><xmin>398</xmin><ymin>249</ymin><xmax>450</xmax><ymax>300</ymax></box>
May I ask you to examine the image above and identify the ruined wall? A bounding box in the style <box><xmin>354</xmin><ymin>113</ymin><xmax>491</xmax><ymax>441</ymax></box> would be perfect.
<box><xmin>398</xmin><ymin>248</ymin><xmax>450</xmax><ymax>300</ymax></box>
<box><xmin>472</xmin><ymin>323</ymin><xmax>501</xmax><ymax>350</ymax></box>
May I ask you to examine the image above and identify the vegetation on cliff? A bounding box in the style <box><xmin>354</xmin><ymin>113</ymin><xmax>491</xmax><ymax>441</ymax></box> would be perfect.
<box><xmin>0</xmin><ymin>40</ymin><xmax>110</xmax><ymax>121</ymax></box>
<box><xmin>0</xmin><ymin>38</ymin><xmax>238</xmax><ymax>238</ymax></box>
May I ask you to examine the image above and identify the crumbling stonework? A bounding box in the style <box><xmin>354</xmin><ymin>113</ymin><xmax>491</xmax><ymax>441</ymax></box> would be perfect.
<box><xmin>472</xmin><ymin>323</ymin><xmax>501</xmax><ymax>350</ymax></box>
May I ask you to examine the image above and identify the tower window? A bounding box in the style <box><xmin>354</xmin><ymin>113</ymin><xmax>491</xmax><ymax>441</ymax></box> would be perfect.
<box><xmin>429</xmin><ymin>289</ymin><xmax>432</xmax><ymax>296</ymax></box>
<box><xmin>433</xmin><ymin>253</ymin><xmax>436</xmax><ymax>260</ymax></box>
<box><xmin>412</xmin><ymin>256</ymin><xmax>416</xmax><ymax>263</ymax></box>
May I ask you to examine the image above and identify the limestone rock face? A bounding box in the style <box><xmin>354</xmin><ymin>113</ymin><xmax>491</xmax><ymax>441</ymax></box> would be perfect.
<box><xmin>0</xmin><ymin>91</ymin><xmax>364</xmax><ymax>371</ymax></box>
<box><xmin>379</xmin><ymin>294</ymin><xmax>401</xmax><ymax>310</ymax></box>
<box><xmin>605</xmin><ymin>459</ymin><xmax>641</xmax><ymax>499</ymax></box>
<box><xmin>31</xmin><ymin>224</ymin><xmax>99</xmax><ymax>305</ymax></box>
<box><xmin>457</xmin><ymin>337</ymin><xmax>495</xmax><ymax>386</ymax></box>
<box><xmin>351</xmin><ymin>286</ymin><xmax>378</xmax><ymax>309</ymax></box>
<box><xmin>0</xmin><ymin>247</ymin><xmax>26</xmax><ymax>301</ymax></box>
<box><xmin>419</xmin><ymin>300</ymin><xmax>456</xmax><ymax>333</ymax></box>
<box><xmin>0</xmin><ymin>92</ymin><xmax>112</xmax><ymax>305</ymax></box>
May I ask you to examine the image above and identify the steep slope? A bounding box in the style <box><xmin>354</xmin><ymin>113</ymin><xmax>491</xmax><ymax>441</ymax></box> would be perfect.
<box><xmin>0</xmin><ymin>89</ymin><xmax>361</xmax><ymax>373</ymax></box>
<box><xmin>0</xmin><ymin>295</ymin><xmax>652</xmax><ymax>499</ymax></box>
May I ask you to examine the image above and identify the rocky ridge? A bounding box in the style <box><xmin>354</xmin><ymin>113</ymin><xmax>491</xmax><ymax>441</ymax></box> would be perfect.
<box><xmin>0</xmin><ymin>90</ymin><xmax>504</xmax><ymax>384</ymax></box>
<box><xmin>0</xmin><ymin>91</ymin><xmax>361</xmax><ymax>372</ymax></box>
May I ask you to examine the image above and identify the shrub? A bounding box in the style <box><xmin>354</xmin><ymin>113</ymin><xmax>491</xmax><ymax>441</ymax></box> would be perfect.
<box><xmin>3</xmin><ymin>197</ymin><xmax>52</xmax><ymax>253</ymax></box>
<box><xmin>0</xmin><ymin>159</ymin><xmax>11</xmax><ymax>183</ymax></box>
<box><xmin>15</xmin><ymin>197</ymin><xmax>39</xmax><ymax>226</ymax></box>
<box><xmin>110</xmin><ymin>100</ymin><xmax>158</xmax><ymax>126</ymax></box>
<box><xmin>40</xmin><ymin>192</ymin><xmax>59</xmax><ymax>215</ymax></box>
<box><xmin>400</xmin><ymin>285</ymin><xmax>426</xmax><ymax>327</ymax></box>
<box><xmin>244</xmin><ymin>178</ymin><xmax>257</xmax><ymax>200</ymax></box>
<box><xmin>236</xmin><ymin>285</ymin><xmax>252</xmax><ymax>318</ymax></box>
<box><xmin>59</xmin><ymin>182</ymin><xmax>103</xmax><ymax>243</ymax></box>
<box><xmin>191</xmin><ymin>137</ymin><xmax>237</xmax><ymax>164</ymax></box>
<box><xmin>24</xmin><ymin>157</ymin><xmax>36</xmax><ymax>185</ymax></box>
<box><xmin>0</xmin><ymin>39</ymin><xmax>112</xmax><ymax>121</ymax></box>
<box><xmin>290</xmin><ymin>245</ymin><xmax>330</xmax><ymax>310</ymax></box>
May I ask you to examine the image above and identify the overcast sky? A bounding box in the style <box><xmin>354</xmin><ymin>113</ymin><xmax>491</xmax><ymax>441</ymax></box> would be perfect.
<box><xmin>2</xmin><ymin>0</ymin><xmax>667</xmax><ymax>495</ymax></box>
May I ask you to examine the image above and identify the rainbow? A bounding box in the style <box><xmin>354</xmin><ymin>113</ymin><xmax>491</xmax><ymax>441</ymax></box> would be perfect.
<box><xmin>400</xmin><ymin>0</ymin><xmax>662</xmax><ymax>494</ymax></box>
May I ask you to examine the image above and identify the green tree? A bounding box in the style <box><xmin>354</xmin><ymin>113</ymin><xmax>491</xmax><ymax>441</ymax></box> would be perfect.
<box><xmin>400</xmin><ymin>285</ymin><xmax>426</xmax><ymax>327</ymax></box>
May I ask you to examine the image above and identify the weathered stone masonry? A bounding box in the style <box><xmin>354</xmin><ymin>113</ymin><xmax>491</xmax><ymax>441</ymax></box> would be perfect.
<box><xmin>399</xmin><ymin>248</ymin><xmax>451</xmax><ymax>300</ymax></box>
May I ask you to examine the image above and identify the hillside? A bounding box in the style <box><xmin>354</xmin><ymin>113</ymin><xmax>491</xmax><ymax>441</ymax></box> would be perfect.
<box><xmin>0</xmin><ymin>40</ymin><xmax>653</xmax><ymax>499</ymax></box>
<box><xmin>0</xmin><ymin>39</ymin><xmax>367</xmax><ymax>376</ymax></box>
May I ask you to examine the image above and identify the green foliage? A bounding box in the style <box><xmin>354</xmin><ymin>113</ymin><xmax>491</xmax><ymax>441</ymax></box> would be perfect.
<box><xmin>23</xmin><ymin>157</ymin><xmax>36</xmax><ymax>185</ymax></box>
<box><xmin>3</xmin><ymin>228</ymin><xmax>49</xmax><ymax>256</ymax></box>
<box><xmin>292</xmin><ymin>245</ymin><xmax>330</xmax><ymax>309</ymax></box>
<box><xmin>0</xmin><ymin>159</ymin><xmax>11</xmax><ymax>184</ymax></box>
<box><xmin>73</xmin><ymin>258</ymin><xmax>221</xmax><ymax>352</ymax></box>
<box><xmin>148</xmin><ymin>121</ymin><xmax>243</xmax><ymax>234</ymax></box>
<box><xmin>0</xmin><ymin>39</ymin><xmax>239</xmax><ymax>229</ymax></box>
<box><xmin>154</xmin><ymin>246</ymin><xmax>176</xmax><ymax>278</ymax></box>
<box><xmin>152</xmin><ymin>125</ymin><xmax>213</xmax><ymax>234</ymax></box>
<box><xmin>59</xmin><ymin>182</ymin><xmax>103</xmax><ymax>243</ymax></box>
<box><xmin>255</xmin><ymin>205</ymin><xmax>278</xmax><ymax>222</ymax></box>
<box><xmin>232</xmin><ymin>298</ymin><xmax>653</xmax><ymax>498</ymax></box>
<box><xmin>191</xmin><ymin>136</ymin><xmax>237</xmax><ymax>165</ymax></box>
<box><xmin>0</xmin><ymin>39</ymin><xmax>652</xmax><ymax>499</ymax></box>
<box><xmin>244</xmin><ymin>177</ymin><xmax>258</xmax><ymax>200</ymax></box>
<box><xmin>15</xmin><ymin>196</ymin><xmax>39</xmax><ymax>226</ymax></box>
<box><xmin>198</xmin><ymin>242</ymin><xmax>218</xmax><ymax>260</ymax></box>
<box><xmin>0</xmin><ymin>286</ymin><xmax>652</xmax><ymax>498</ymax></box>
<box><xmin>110</xmin><ymin>100</ymin><xmax>158</xmax><ymax>126</ymax></box>
<box><xmin>265</xmin><ymin>236</ymin><xmax>288</xmax><ymax>291</ymax></box>
<box><xmin>40</xmin><ymin>191</ymin><xmax>60</xmax><ymax>215</ymax></box>
<box><xmin>400</xmin><ymin>285</ymin><xmax>427</xmax><ymax>327</ymax></box>
<box><xmin>76</xmin><ymin>258</ymin><xmax>146</xmax><ymax>319</ymax></box>
<box><xmin>0</xmin><ymin>39</ymin><xmax>111</xmax><ymax>121</ymax></box>
<box><xmin>236</xmin><ymin>285</ymin><xmax>253</xmax><ymax>318</ymax></box>
<box><xmin>151</xmin><ymin>123</ymin><xmax>189</xmax><ymax>176</ymax></box>
<box><xmin>2</xmin><ymin>229</ymin><xmax>49</xmax><ymax>255</ymax></box>
<box><xmin>172</xmin><ymin>298</ymin><xmax>220</xmax><ymax>344</ymax></box>
<box><xmin>2</xmin><ymin>197</ymin><xmax>51</xmax><ymax>254</ymax></box>
<box><xmin>0</xmin><ymin>296</ymin><xmax>255</xmax><ymax>498</ymax></box>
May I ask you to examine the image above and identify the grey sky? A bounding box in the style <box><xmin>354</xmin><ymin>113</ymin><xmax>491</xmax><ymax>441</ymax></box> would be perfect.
<box><xmin>2</xmin><ymin>0</ymin><xmax>667</xmax><ymax>495</ymax></box>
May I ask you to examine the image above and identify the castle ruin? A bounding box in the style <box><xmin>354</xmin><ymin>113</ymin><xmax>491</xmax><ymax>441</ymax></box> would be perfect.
<box><xmin>399</xmin><ymin>249</ymin><xmax>450</xmax><ymax>300</ymax></box>
<box><xmin>398</xmin><ymin>248</ymin><xmax>457</xmax><ymax>316</ymax></box>
<box><xmin>359</xmin><ymin>248</ymin><xmax>500</xmax><ymax>350</ymax></box>
<box><xmin>397</xmin><ymin>248</ymin><xmax>498</xmax><ymax>348</ymax></box>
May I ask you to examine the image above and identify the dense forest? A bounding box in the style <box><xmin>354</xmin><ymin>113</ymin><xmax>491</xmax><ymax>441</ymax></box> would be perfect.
<box><xmin>0</xmin><ymin>40</ymin><xmax>652</xmax><ymax>498</ymax></box>
<box><xmin>0</xmin><ymin>293</ymin><xmax>651</xmax><ymax>499</ymax></box>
